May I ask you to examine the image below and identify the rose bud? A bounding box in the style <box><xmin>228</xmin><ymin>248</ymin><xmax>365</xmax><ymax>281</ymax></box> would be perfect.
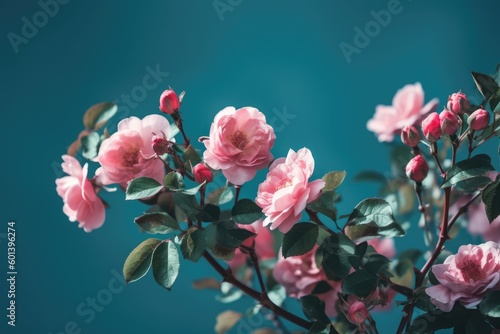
<box><xmin>193</xmin><ymin>163</ymin><xmax>213</xmax><ymax>184</ymax></box>
<box><xmin>348</xmin><ymin>301</ymin><xmax>370</xmax><ymax>325</ymax></box>
<box><xmin>421</xmin><ymin>112</ymin><xmax>442</xmax><ymax>142</ymax></box>
<box><xmin>468</xmin><ymin>108</ymin><xmax>490</xmax><ymax>131</ymax></box>
<box><xmin>406</xmin><ymin>155</ymin><xmax>429</xmax><ymax>182</ymax></box>
<box><xmin>447</xmin><ymin>92</ymin><xmax>470</xmax><ymax>114</ymax></box>
<box><xmin>159</xmin><ymin>89</ymin><xmax>180</xmax><ymax>114</ymax></box>
<box><xmin>152</xmin><ymin>135</ymin><xmax>170</xmax><ymax>155</ymax></box>
<box><xmin>439</xmin><ymin>109</ymin><xmax>460</xmax><ymax>135</ymax></box>
<box><xmin>401</xmin><ymin>126</ymin><xmax>421</xmax><ymax>147</ymax></box>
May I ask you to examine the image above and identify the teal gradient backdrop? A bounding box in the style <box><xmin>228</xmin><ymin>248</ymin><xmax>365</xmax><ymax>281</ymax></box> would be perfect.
<box><xmin>1</xmin><ymin>1</ymin><xmax>499</xmax><ymax>333</ymax></box>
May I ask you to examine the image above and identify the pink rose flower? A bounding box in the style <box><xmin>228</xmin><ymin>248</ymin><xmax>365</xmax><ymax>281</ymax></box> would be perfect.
<box><xmin>203</xmin><ymin>106</ymin><xmax>276</xmax><ymax>185</ymax></box>
<box><xmin>273</xmin><ymin>246</ymin><xmax>341</xmax><ymax>316</ymax></box>
<box><xmin>367</xmin><ymin>83</ymin><xmax>438</xmax><ymax>142</ymax></box>
<box><xmin>96</xmin><ymin>115</ymin><xmax>173</xmax><ymax>188</ymax></box>
<box><xmin>426</xmin><ymin>242</ymin><xmax>500</xmax><ymax>312</ymax></box>
<box><xmin>227</xmin><ymin>220</ymin><xmax>276</xmax><ymax>271</ymax></box>
<box><xmin>256</xmin><ymin>148</ymin><xmax>326</xmax><ymax>233</ymax></box>
<box><xmin>55</xmin><ymin>155</ymin><xmax>105</xmax><ymax>232</ymax></box>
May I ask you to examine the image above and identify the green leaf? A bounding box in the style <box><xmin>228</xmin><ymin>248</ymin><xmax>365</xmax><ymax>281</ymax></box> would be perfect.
<box><xmin>353</xmin><ymin>171</ymin><xmax>387</xmax><ymax>183</ymax></box>
<box><xmin>83</xmin><ymin>102</ymin><xmax>118</xmax><ymax>130</ymax></box>
<box><xmin>201</xmin><ymin>204</ymin><xmax>221</xmax><ymax>222</ymax></box>
<box><xmin>126</xmin><ymin>177</ymin><xmax>163</xmax><ymax>200</ymax></box>
<box><xmin>123</xmin><ymin>238</ymin><xmax>162</xmax><ymax>283</ymax></box>
<box><xmin>207</xmin><ymin>186</ymin><xmax>234</xmax><ymax>205</ymax></box>
<box><xmin>282</xmin><ymin>223</ymin><xmax>319</xmax><ymax>258</ymax></box>
<box><xmin>80</xmin><ymin>132</ymin><xmax>101</xmax><ymax>160</ymax></box>
<box><xmin>441</xmin><ymin>155</ymin><xmax>495</xmax><ymax>190</ymax></box>
<box><xmin>308</xmin><ymin>322</ymin><xmax>338</xmax><ymax>334</ymax></box>
<box><xmin>318</xmin><ymin>234</ymin><xmax>357</xmax><ymax>281</ymax></box>
<box><xmin>180</xmin><ymin>227</ymin><xmax>207</xmax><ymax>262</ymax></box>
<box><xmin>466</xmin><ymin>312</ymin><xmax>492</xmax><ymax>334</ymax></box>
<box><xmin>151</xmin><ymin>240</ymin><xmax>180</xmax><ymax>290</ymax></box>
<box><xmin>407</xmin><ymin>310</ymin><xmax>453</xmax><ymax>334</ymax></box>
<box><xmin>164</xmin><ymin>171</ymin><xmax>184</xmax><ymax>190</ymax></box>
<box><xmin>482</xmin><ymin>181</ymin><xmax>500</xmax><ymax>223</ymax></box>
<box><xmin>180</xmin><ymin>182</ymin><xmax>206</xmax><ymax>195</ymax></box>
<box><xmin>472</xmin><ymin>71</ymin><xmax>500</xmax><ymax>101</ymax></box>
<box><xmin>307</xmin><ymin>191</ymin><xmax>340</xmax><ymax>222</ymax></box>
<box><xmin>344</xmin><ymin>198</ymin><xmax>405</xmax><ymax>240</ymax></box>
<box><xmin>231</xmin><ymin>199</ymin><xmax>263</xmax><ymax>224</ymax></box>
<box><xmin>215</xmin><ymin>221</ymin><xmax>256</xmax><ymax>249</ymax></box>
<box><xmin>322</xmin><ymin>171</ymin><xmax>346</xmax><ymax>192</ymax></box>
<box><xmin>173</xmin><ymin>192</ymin><xmax>199</xmax><ymax>219</ymax></box>
<box><xmin>205</xmin><ymin>224</ymin><xmax>235</xmax><ymax>261</ymax></box>
<box><xmin>300</xmin><ymin>295</ymin><xmax>331</xmax><ymax>325</ymax></box>
<box><xmin>479</xmin><ymin>291</ymin><xmax>500</xmax><ymax>318</ymax></box>
<box><xmin>182</xmin><ymin>145</ymin><xmax>202</xmax><ymax>171</ymax></box>
<box><xmin>134</xmin><ymin>212</ymin><xmax>180</xmax><ymax>234</ymax></box>
<box><xmin>341</xmin><ymin>269</ymin><xmax>378</xmax><ymax>298</ymax></box>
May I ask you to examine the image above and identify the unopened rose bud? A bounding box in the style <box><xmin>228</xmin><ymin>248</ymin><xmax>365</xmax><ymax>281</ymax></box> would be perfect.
<box><xmin>159</xmin><ymin>89</ymin><xmax>180</xmax><ymax>115</ymax></box>
<box><xmin>421</xmin><ymin>112</ymin><xmax>442</xmax><ymax>142</ymax></box>
<box><xmin>193</xmin><ymin>163</ymin><xmax>213</xmax><ymax>184</ymax></box>
<box><xmin>348</xmin><ymin>301</ymin><xmax>370</xmax><ymax>325</ymax></box>
<box><xmin>152</xmin><ymin>135</ymin><xmax>170</xmax><ymax>155</ymax></box>
<box><xmin>406</xmin><ymin>155</ymin><xmax>429</xmax><ymax>182</ymax></box>
<box><xmin>447</xmin><ymin>92</ymin><xmax>470</xmax><ymax>114</ymax></box>
<box><xmin>468</xmin><ymin>108</ymin><xmax>490</xmax><ymax>131</ymax></box>
<box><xmin>401</xmin><ymin>126</ymin><xmax>421</xmax><ymax>147</ymax></box>
<box><xmin>439</xmin><ymin>109</ymin><xmax>460</xmax><ymax>135</ymax></box>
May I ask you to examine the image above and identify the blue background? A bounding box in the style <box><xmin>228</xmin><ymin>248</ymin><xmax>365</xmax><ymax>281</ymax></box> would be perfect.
<box><xmin>1</xmin><ymin>0</ymin><xmax>499</xmax><ymax>333</ymax></box>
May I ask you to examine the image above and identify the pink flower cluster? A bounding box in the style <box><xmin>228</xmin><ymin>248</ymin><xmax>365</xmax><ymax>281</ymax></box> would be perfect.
<box><xmin>273</xmin><ymin>238</ymin><xmax>396</xmax><ymax>317</ymax></box>
<box><xmin>426</xmin><ymin>242</ymin><xmax>500</xmax><ymax>312</ymax></box>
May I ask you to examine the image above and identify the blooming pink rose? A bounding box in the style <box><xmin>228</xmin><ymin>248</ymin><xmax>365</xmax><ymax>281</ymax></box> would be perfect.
<box><xmin>256</xmin><ymin>148</ymin><xmax>326</xmax><ymax>233</ymax></box>
<box><xmin>55</xmin><ymin>155</ymin><xmax>105</xmax><ymax>232</ymax></box>
<box><xmin>426</xmin><ymin>242</ymin><xmax>500</xmax><ymax>312</ymax></box>
<box><xmin>273</xmin><ymin>246</ymin><xmax>341</xmax><ymax>316</ymax></box>
<box><xmin>367</xmin><ymin>83</ymin><xmax>438</xmax><ymax>142</ymax></box>
<box><xmin>203</xmin><ymin>106</ymin><xmax>275</xmax><ymax>185</ymax></box>
<box><xmin>227</xmin><ymin>220</ymin><xmax>276</xmax><ymax>271</ymax></box>
<box><xmin>96</xmin><ymin>115</ymin><xmax>173</xmax><ymax>188</ymax></box>
<box><xmin>367</xmin><ymin>238</ymin><xmax>396</xmax><ymax>259</ymax></box>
